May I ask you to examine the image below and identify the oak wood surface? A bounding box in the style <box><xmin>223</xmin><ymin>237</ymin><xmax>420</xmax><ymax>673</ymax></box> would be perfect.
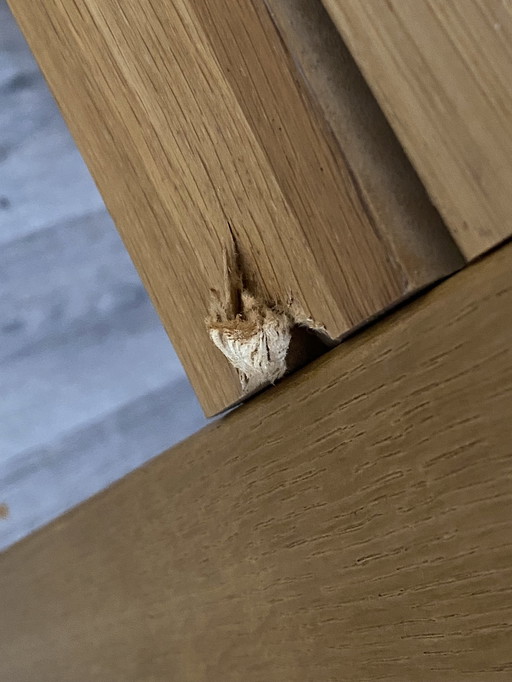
<box><xmin>264</xmin><ymin>0</ymin><xmax>462</xmax><ymax>283</ymax></box>
<box><xmin>323</xmin><ymin>0</ymin><xmax>512</xmax><ymax>259</ymax></box>
<box><xmin>8</xmin><ymin>0</ymin><xmax>462</xmax><ymax>415</ymax></box>
<box><xmin>1</xmin><ymin>242</ymin><xmax>511</xmax><ymax>681</ymax></box>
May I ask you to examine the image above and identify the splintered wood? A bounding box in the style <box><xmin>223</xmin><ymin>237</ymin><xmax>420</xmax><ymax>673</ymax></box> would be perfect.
<box><xmin>207</xmin><ymin>242</ymin><xmax>291</xmax><ymax>395</ymax></box>
<box><xmin>8</xmin><ymin>0</ymin><xmax>462</xmax><ymax>414</ymax></box>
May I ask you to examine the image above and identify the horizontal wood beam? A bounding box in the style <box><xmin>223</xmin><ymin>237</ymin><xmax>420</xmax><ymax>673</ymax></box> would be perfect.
<box><xmin>1</xmin><ymin>242</ymin><xmax>511</xmax><ymax>680</ymax></box>
<box><xmin>8</xmin><ymin>0</ymin><xmax>462</xmax><ymax>415</ymax></box>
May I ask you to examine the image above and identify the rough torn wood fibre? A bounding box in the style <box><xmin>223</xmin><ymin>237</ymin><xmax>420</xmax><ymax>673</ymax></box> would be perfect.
<box><xmin>8</xmin><ymin>0</ymin><xmax>463</xmax><ymax>415</ymax></box>
<box><xmin>207</xmin><ymin>239</ymin><xmax>292</xmax><ymax>394</ymax></box>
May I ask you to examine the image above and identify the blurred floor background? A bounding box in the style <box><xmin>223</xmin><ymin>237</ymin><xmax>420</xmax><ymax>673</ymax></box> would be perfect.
<box><xmin>0</xmin><ymin>2</ymin><xmax>207</xmax><ymax>550</ymax></box>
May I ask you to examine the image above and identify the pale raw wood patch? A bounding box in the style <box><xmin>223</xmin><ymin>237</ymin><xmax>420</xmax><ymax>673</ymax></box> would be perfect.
<box><xmin>207</xmin><ymin>241</ymin><xmax>292</xmax><ymax>393</ymax></box>
<box><xmin>208</xmin><ymin>290</ymin><xmax>292</xmax><ymax>394</ymax></box>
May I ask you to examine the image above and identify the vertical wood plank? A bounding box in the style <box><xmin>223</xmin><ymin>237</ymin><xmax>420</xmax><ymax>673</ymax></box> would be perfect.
<box><xmin>8</xmin><ymin>0</ymin><xmax>462</xmax><ymax>414</ymax></box>
<box><xmin>323</xmin><ymin>0</ymin><xmax>512</xmax><ymax>259</ymax></box>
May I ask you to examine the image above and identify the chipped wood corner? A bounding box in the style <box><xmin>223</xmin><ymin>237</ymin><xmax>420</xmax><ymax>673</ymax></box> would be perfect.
<box><xmin>206</xmin><ymin>231</ymin><xmax>292</xmax><ymax>396</ymax></box>
<box><xmin>206</xmin><ymin>227</ymin><xmax>334</xmax><ymax>403</ymax></box>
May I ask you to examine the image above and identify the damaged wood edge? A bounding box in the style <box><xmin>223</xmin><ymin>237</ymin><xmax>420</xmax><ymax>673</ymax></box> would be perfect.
<box><xmin>206</xmin><ymin>225</ymin><xmax>461</xmax><ymax>413</ymax></box>
<box><xmin>206</xmin><ymin>230</ymin><xmax>333</xmax><ymax>400</ymax></box>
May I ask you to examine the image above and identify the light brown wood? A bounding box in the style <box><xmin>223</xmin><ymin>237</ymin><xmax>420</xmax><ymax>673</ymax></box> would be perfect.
<box><xmin>2</xmin><ymin>243</ymin><xmax>511</xmax><ymax>681</ymax></box>
<box><xmin>8</xmin><ymin>0</ymin><xmax>462</xmax><ymax>415</ymax></box>
<box><xmin>323</xmin><ymin>0</ymin><xmax>512</xmax><ymax>259</ymax></box>
<box><xmin>264</xmin><ymin>0</ymin><xmax>462</xmax><ymax>282</ymax></box>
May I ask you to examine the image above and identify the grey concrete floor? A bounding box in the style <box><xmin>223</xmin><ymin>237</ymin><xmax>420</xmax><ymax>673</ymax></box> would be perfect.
<box><xmin>0</xmin><ymin>3</ymin><xmax>207</xmax><ymax>550</ymax></box>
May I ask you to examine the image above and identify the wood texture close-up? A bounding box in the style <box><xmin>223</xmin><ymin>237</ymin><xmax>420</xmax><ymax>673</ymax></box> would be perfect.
<box><xmin>2</xmin><ymin>243</ymin><xmax>511</xmax><ymax>681</ymax></box>
<box><xmin>264</xmin><ymin>0</ymin><xmax>462</xmax><ymax>282</ymax></box>
<box><xmin>323</xmin><ymin>0</ymin><xmax>512</xmax><ymax>259</ymax></box>
<box><xmin>8</xmin><ymin>0</ymin><xmax>462</xmax><ymax>415</ymax></box>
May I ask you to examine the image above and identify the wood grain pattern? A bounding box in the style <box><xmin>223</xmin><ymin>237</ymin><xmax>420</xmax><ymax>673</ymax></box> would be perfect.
<box><xmin>264</xmin><ymin>0</ymin><xmax>462</xmax><ymax>283</ymax></box>
<box><xmin>323</xmin><ymin>0</ymin><xmax>512</xmax><ymax>259</ymax></box>
<box><xmin>8</xmin><ymin>0</ymin><xmax>462</xmax><ymax>415</ymax></box>
<box><xmin>2</xmin><ymin>243</ymin><xmax>511</xmax><ymax>681</ymax></box>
